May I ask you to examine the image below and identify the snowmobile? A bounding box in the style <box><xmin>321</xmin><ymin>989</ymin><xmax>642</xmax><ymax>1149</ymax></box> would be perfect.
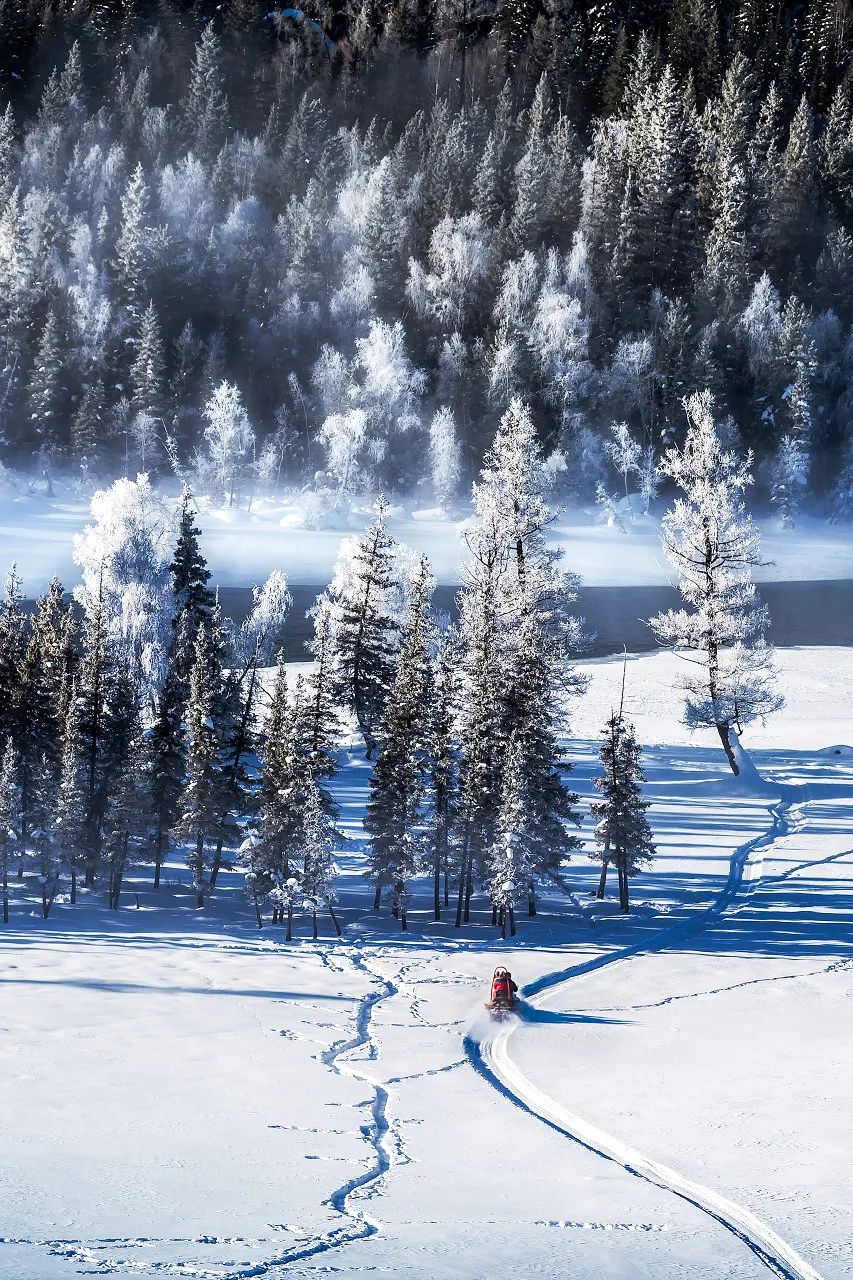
<box><xmin>485</xmin><ymin>966</ymin><xmax>518</xmax><ymax>1020</ymax></box>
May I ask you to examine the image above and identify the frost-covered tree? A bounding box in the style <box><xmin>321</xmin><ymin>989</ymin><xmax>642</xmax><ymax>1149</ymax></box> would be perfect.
<box><xmin>327</xmin><ymin>507</ymin><xmax>402</xmax><ymax>757</ymax></box>
<box><xmin>73</xmin><ymin>475</ymin><xmax>174</xmax><ymax>699</ymax></box>
<box><xmin>454</xmin><ymin>518</ymin><xmax>504</xmax><ymax>927</ymax></box>
<box><xmin>201</xmin><ymin>381</ymin><xmax>255</xmax><ymax>508</ymax></box>
<box><xmin>0</xmin><ymin>740</ymin><xmax>20</xmax><ymax>923</ymax></box>
<box><xmin>649</xmin><ymin>392</ymin><xmax>783</xmax><ymax>773</ymax></box>
<box><xmin>301</xmin><ymin>778</ymin><xmax>341</xmax><ymax>937</ymax></box>
<box><xmin>55</xmin><ymin>688</ymin><xmax>87</xmax><ymax>905</ymax></box>
<box><xmin>605</xmin><ymin>420</ymin><xmax>641</xmax><ymax>496</ymax></box>
<box><xmin>102</xmin><ymin>666</ymin><xmax>147</xmax><ymax>909</ymax></box>
<box><xmin>428</xmin><ymin>630</ymin><xmax>458</xmax><ymax>919</ymax></box>
<box><xmin>428</xmin><ymin>406</ymin><xmax>462</xmax><ymax>510</ymax></box>
<box><xmin>173</xmin><ymin>626</ymin><xmax>223</xmax><ymax>908</ymax></box>
<box><xmin>365</xmin><ymin>556</ymin><xmax>433</xmax><ymax>928</ymax></box>
<box><xmin>502</xmin><ymin>610</ymin><xmax>582</xmax><ymax>915</ymax></box>
<box><xmin>130</xmin><ymin>301</ymin><xmax>165</xmax><ymax>426</ymax></box>
<box><xmin>208</xmin><ymin>573</ymin><xmax>290</xmax><ymax>890</ymax></box>
<box><xmin>245</xmin><ymin>658</ymin><xmax>305</xmax><ymax>926</ymax></box>
<box><xmin>636</xmin><ymin>444</ymin><xmax>661</xmax><ymax>512</ymax></box>
<box><xmin>590</xmin><ymin>709</ymin><xmax>656</xmax><ymax>912</ymax></box>
<box><xmin>302</xmin><ymin>596</ymin><xmax>341</xmax><ymax>787</ymax></box>
<box><xmin>182</xmin><ymin>23</ymin><xmax>229</xmax><ymax>162</ymax></box>
<box><xmin>768</xmin><ymin>435</ymin><xmax>809</xmax><ymax>529</ymax></box>
<box><xmin>486</xmin><ymin>734</ymin><xmax>527</xmax><ymax>939</ymax></box>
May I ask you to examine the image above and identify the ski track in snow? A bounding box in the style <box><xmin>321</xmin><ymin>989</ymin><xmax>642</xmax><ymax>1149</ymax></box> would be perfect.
<box><xmin>467</xmin><ymin>794</ymin><xmax>834</xmax><ymax>1280</ymax></box>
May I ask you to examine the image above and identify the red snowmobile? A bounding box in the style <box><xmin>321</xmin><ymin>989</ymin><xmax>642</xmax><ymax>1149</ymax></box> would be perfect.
<box><xmin>486</xmin><ymin>967</ymin><xmax>518</xmax><ymax>1019</ymax></box>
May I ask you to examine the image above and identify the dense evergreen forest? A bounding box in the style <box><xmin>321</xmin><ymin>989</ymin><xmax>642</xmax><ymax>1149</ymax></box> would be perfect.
<box><xmin>0</xmin><ymin>0</ymin><xmax>852</xmax><ymax>514</ymax></box>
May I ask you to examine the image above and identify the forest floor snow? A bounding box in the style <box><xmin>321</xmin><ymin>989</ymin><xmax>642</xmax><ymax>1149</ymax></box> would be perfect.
<box><xmin>1</xmin><ymin>647</ymin><xmax>851</xmax><ymax>1279</ymax></box>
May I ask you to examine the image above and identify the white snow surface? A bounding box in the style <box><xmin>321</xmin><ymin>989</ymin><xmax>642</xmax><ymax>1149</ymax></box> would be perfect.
<box><xmin>1</xmin><ymin>647</ymin><xmax>852</xmax><ymax>1279</ymax></box>
<box><xmin>2</xmin><ymin>485</ymin><xmax>852</xmax><ymax>588</ymax></box>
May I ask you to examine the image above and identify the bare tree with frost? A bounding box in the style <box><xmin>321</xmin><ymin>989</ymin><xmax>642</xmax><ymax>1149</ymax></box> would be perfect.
<box><xmin>649</xmin><ymin>392</ymin><xmax>782</xmax><ymax>774</ymax></box>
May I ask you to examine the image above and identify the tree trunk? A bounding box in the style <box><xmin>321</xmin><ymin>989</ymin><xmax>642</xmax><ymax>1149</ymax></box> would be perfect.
<box><xmin>491</xmin><ymin>903</ymin><xmax>497</xmax><ymax>926</ymax></box>
<box><xmin>433</xmin><ymin>852</ymin><xmax>441</xmax><ymax>922</ymax></box>
<box><xmin>454</xmin><ymin>846</ymin><xmax>467</xmax><ymax>928</ymax></box>
<box><xmin>373</xmin><ymin>879</ymin><xmax>383</xmax><ymax>910</ymax></box>
<box><xmin>209</xmin><ymin>834</ymin><xmax>225</xmax><ymax>891</ymax></box>
<box><xmin>597</xmin><ymin>861</ymin><xmax>608</xmax><ymax>899</ymax></box>
<box><xmin>153</xmin><ymin>829</ymin><xmax>164</xmax><ymax>889</ymax></box>
<box><xmin>527</xmin><ymin>880</ymin><xmax>537</xmax><ymax>917</ymax></box>
<box><xmin>508</xmin><ymin>905</ymin><xmax>516</xmax><ymax>937</ymax></box>
<box><xmin>400</xmin><ymin>903</ymin><xmax>407</xmax><ymax>930</ymax></box>
<box><xmin>618</xmin><ymin>864</ymin><xmax>629</xmax><ymax>914</ymax></box>
<box><xmin>2</xmin><ymin>878</ymin><xmax>7</xmax><ymax>924</ymax></box>
<box><xmin>328</xmin><ymin>904</ymin><xmax>342</xmax><ymax>936</ymax></box>
<box><xmin>253</xmin><ymin>891</ymin><xmax>263</xmax><ymax>928</ymax></box>
<box><xmin>312</xmin><ymin>908</ymin><xmax>318</xmax><ymax>940</ymax></box>
<box><xmin>70</xmin><ymin>864</ymin><xmax>77</xmax><ymax>905</ymax></box>
<box><xmin>286</xmin><ymin>902</ymin><xmax>293</xmax><ymax>941</ymax></box>
<box><xmin>716</xmin><ymin>722</ymin><xmax>740</xmax><ymax>776</ymax></box>
<box><xmin>463</xmin><ymin>855</ymin><xmax>473</xmax><ymax>923</ymax></box>
<box><xmin>194</xmin><ymin>830</ymin><xmax>205</xmax><ymax>908</ymax></box>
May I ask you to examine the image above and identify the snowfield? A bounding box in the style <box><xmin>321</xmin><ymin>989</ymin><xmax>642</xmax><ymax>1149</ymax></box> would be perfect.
<box><xmin>1</xmin><ymin>647</ymin><xmax>851</xmax><ymax>1280</ymax></box>
<box><xmin>2</xmin><ymin>484</ymin><xmax>853</xmax><ymax>590</ymax></box>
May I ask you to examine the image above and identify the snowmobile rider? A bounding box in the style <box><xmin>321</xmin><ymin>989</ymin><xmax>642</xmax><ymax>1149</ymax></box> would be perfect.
<box><xmin>488</xmin><ymin>966</ymin><xmax>518</xmax><ymax>1008</ymax></box>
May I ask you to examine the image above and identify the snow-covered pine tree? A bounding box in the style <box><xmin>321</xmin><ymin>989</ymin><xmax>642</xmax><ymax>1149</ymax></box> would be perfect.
<box><xmin>590</xmin><ymin>710</ymin><xmax>656</xmax><ymax>913</ymax></box>
<box><xmin>428</xmin><ymin>629</ymin><xmax>458</xmax><ymax>920</ymax></box>
<box><xmin>470</xmin><ymin>397</ymin><xmax>585</xmax><ymax>915</ymax></box>
<box><xmin>102</xmin><ymin>666</ymin><xmax>147</xmax><ymax>909</ymax></box>
<box><xmin>364</xmin><ymin>555</ymin><xmax>434</xmax><ymax>929</ymax></box>
<box><xmin>112</xmin><ymin>163</ymin><xmax>150</xmax><ymax>329</ymax></box>
<box><xmin>301</xmin><ymin>595</ymin><xmax>341</xmax><ymax>789</ymax></box>
<box><xmin>173</xmin><ymin>625</ymin><xmax>223</xmax><ymax>908</ymax></box>
<box><xmin>326</xmin><ymin>505</ymin><xmax>402</xmax><ymax>758</ymax></box>
<box><xmin>55</xmin><ymin>687</ymin><xmax>87</xmax><ymax>905</ymax></box>
<box><xmin>0</xmin><ymin>565</ymin><xmax>27</xmax><ymax>748</ymax></box>
<box><xmin>0</xmin><ymin>740</ymin><xmax>20</xmax><ymax>923</ymax></box>
<box><xmin>245</xmin><ymin>658</ymin><xmax>305</xmax><ymax>926</ymax></box>
<box><xmin>502</xmin><ymin>609</ymin><xmax>582</xmax><ymax>914</ymax></box>
<box><xmin>148</xmin><ymin>646</ymin><xmax>187</xmax><ymax>889</ymax></box>
<box><xmin>76</xmin><ymin>568</ymin><xmax>110</xmax><ymax>887</ymax></box>
<box><xmin>29</xmin><ymin>753</ymin><xmax>61</xmax><ymax>919</ymax></box>
<box><xmin>454</xmin><ymin>518</ymin><xmax>504</xmax><ymax>927</ymax></box>
<box><xmin>25</xmin><ymin>307</ymin><xmax>69</xmax><ymax>455</ymax></box>
<box><xmin>181</xmin><ymin>22</ymin><xmax>230</xmax><ymax>162</ymax></box>
<box><xmin>301</xmin><ymin>777</ymin><xmax>341</xmax><ymax>938</ymax></box>
<box><xmin>486</xmin><ymin>734</ymin><xmax>528</xmax><ymax>939</ymax></box>
<box><xmin>209</xmin><ymin>572</ymin><xmax>292</xmax><ymax>891</ymax></box>
<box><xmin>130</xmin><ymin>301</ymin><xmax>165</xmax><ymax>427</ymax></box>
<box><xmin>649</xmin><ymin>391</ymin><xmax>783</xmax><ymax>774</ymax></box>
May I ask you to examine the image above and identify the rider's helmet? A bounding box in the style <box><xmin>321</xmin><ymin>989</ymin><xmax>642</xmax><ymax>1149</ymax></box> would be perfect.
<box><xmin>494</xmin><ymin>966</ymin><xmax>508</xmax><ymax>978</ymax></box>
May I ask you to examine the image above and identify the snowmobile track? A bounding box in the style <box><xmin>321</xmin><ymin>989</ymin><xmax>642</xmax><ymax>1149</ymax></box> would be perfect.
<box><xmin>467</xmin><ymin>797</ymin><xmax>829</xmax><ymax>1280</ymax></box>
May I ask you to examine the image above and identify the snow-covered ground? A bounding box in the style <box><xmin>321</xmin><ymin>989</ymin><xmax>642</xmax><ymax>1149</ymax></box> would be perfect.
<box><xmin>2</xmin><ymin>484</ymin><xmax>852</xmax><ymax>590</ymax></box>
<box><xmin>1</xmin><ymin>648</ymin><xmax>851</xmax><ymax>1280</ymax></box>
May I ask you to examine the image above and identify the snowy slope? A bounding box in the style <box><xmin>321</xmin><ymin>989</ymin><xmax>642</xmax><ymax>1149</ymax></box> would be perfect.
<box><xmin>1</xmin><ymin>648</ymin><xmax>851</xmax><ymax>1279</ymax></box>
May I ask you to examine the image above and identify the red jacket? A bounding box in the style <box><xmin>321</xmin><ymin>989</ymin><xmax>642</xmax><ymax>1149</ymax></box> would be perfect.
<box><xmin>491</xmin><ymin>974</ymin><xmax>517</xmax><ymax>1004</ymax></box>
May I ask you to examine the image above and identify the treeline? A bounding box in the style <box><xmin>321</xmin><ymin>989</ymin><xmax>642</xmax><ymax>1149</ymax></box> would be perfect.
<box><xmin>0</xmin><ymin>0</ymin><xmax>853</xmax><ymax>514</ymax></box>
<box><xmin>0</xmin><ymin>398</ymin><xmax>663</xmax><ymax>934</ymax></box>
